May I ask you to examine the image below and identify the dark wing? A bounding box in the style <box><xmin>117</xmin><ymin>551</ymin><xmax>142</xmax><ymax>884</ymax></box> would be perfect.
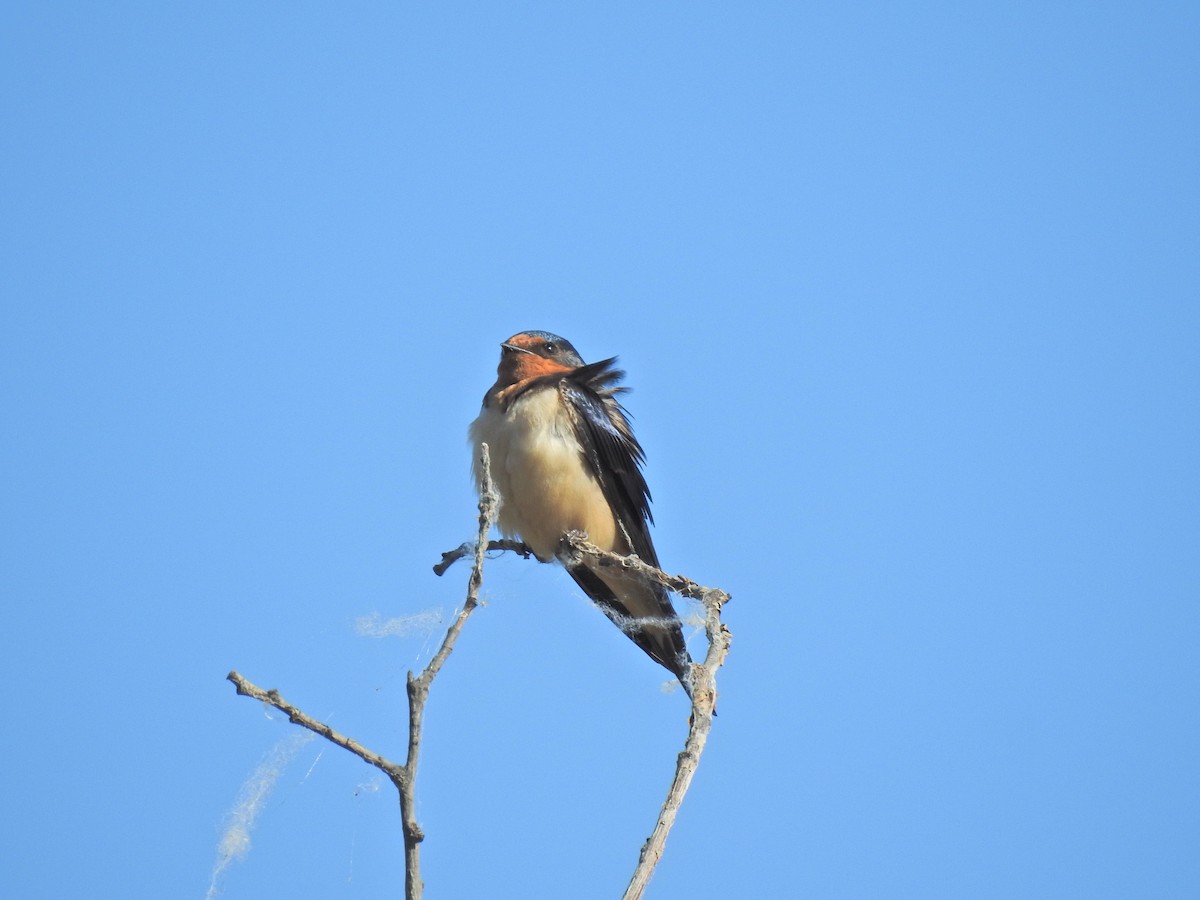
<box><xmin>559</xmin><ymin>358</ymin><xmax>692</xmax><ymax>691</ymax></box>
<box><xmin>559</xmin><ymin>358</ymin><xmax>659</xmax><ymax>564</ymax></box>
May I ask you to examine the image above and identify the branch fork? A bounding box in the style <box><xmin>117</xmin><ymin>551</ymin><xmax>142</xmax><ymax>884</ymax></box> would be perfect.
<box><xmin>225</xmin><ymin>443</ymin><xmax>732</xmax><ymax>899</ymax></box>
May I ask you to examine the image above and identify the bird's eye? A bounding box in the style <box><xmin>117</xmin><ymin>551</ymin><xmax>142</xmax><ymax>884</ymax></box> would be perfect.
<box><xmin>543</xmin><ymin>342</ymin><xmax>556</xmax><ymax>354</ymax></box>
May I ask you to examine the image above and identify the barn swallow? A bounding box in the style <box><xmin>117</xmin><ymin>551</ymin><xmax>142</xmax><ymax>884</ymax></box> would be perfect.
<box><xmin>469</xmin><ymin>330</ymin><xmax>692</xmax><ymax>695</ymax></box>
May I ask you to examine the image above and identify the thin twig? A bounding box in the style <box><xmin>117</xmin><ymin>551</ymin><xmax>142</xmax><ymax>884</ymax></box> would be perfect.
<box><xmin>558</xmin><ymin>533</ymin><xmax>732</xmax><ymax>900</ymax></box>
<box><xmin>226</xmin><ymin>444</ymin><xmax>499</xmax><ymax>900</ymax></box>
<box><xmin>399</xmin><ymin>443</ymin><xmax>498</xmax><ymax>897</ymax></box>
<box><xmin>225</xmin><ymin>673</ymin><xmax>407</xmax><ymax>783</ymax></box>
<box><xmin>432</xmin><ymin>538</ymin><xmax>530</xmax><ymax>576</ymax></box>
<box><xmin>465</xmin><ymin>530</ymin><xmax>733</xmax><ymax>896</ymax></box>
<box><xmin>227</xmin><ymin>442</ymin><xmax>728</xmax><ymax>899</ymax></box>
<box><xmin>622</xmin><ymin>580</ymin><xmax>730</xmax><ymax>899</ymax></box>
<box><xmin>558</xmin><ymin>531</ymin><xmax>731</xmax><ymax>608</ymax></box>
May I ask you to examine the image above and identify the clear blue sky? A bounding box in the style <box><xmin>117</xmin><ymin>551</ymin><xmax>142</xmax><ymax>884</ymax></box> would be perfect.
<box><xmin>3</xmin><ymin>3</ymin><xmax>1197</xmax><ymax>898</ymax></box>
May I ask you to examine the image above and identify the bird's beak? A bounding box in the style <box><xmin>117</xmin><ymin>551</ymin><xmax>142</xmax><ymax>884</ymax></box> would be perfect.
<box><xmin>501</xmin><ymin>341</ymin><xmax>532</xmax><ymax>354</ymax></box>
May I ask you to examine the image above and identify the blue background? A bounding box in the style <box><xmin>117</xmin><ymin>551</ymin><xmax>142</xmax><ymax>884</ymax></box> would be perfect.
<box><xmin>3</xmin><ymin>3</ymin><xmax>1197</xmax><ymax>898</ymax></box>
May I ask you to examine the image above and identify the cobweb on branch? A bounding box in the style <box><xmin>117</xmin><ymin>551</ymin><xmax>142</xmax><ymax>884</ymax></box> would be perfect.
<box><xmin>206</xmin><ymin>730</ymin><xmax>315</xmax><ymax>899</ymax></box>
<box><xmin>354</xmin><ymin>609</ymin><xmax>443</xmax><ymax>639</ymax></box>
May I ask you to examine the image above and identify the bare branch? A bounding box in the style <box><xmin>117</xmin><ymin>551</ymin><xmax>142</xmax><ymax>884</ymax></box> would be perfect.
<box><xmin>398</xmin><ymin>443</ymin><xmax>498</xmax><ymax>896</ymax></box>
<box><xmin>433</xmin><ymin>526</ymin><xmax>735</xmax><ymax>895</ymax></box>
<box><xmin>225</xmin><ymin>672</ymin><xmax>407</xmax><ymax>784</ymax></box>
<box><xmin>225</xmin><ymin>443</ymin><xmax>499</xmax><ymax>900</ymax></box>
<box><xmin>621</xmin><ymin>574</ymin><xmax>731</xmax><ymax>900</ymax></box>
<box><xmin>432</xmin><ymin>538</ymin><xmax>531</xmax><ymax>576</ymax></box>
<box><xmin>558</xmin><ymin>532</ymin><xmax>733</xmax><ymax>900</ymax></box>
<box><xmin>558</xmin><ymin>531</ymin><xmax>732</xmax><ymax>608</ymax></box>
<box><xmin>225</xmin><ymin>442</ymin><xmax>731</xmax><ymax>899</ymax></box>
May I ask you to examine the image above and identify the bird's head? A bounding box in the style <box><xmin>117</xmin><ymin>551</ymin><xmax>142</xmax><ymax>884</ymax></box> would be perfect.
<box><xmin>496</xmin><ymin>330</ymin><xmax>585</xmax><ymax>382</ymax></box>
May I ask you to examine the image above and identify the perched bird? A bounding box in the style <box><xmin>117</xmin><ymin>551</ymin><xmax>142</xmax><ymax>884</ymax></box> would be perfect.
<box><xmin>469</xmin><ymin>330</ymin><xmax>692</xmax><ymax>694</ymax></box>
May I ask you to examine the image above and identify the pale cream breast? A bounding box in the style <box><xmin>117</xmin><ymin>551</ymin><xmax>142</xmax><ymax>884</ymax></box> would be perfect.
<box><xmin>470</xmin><ymin>387</ymin><xmax>617</xmax><ymax>561</ymax></box>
